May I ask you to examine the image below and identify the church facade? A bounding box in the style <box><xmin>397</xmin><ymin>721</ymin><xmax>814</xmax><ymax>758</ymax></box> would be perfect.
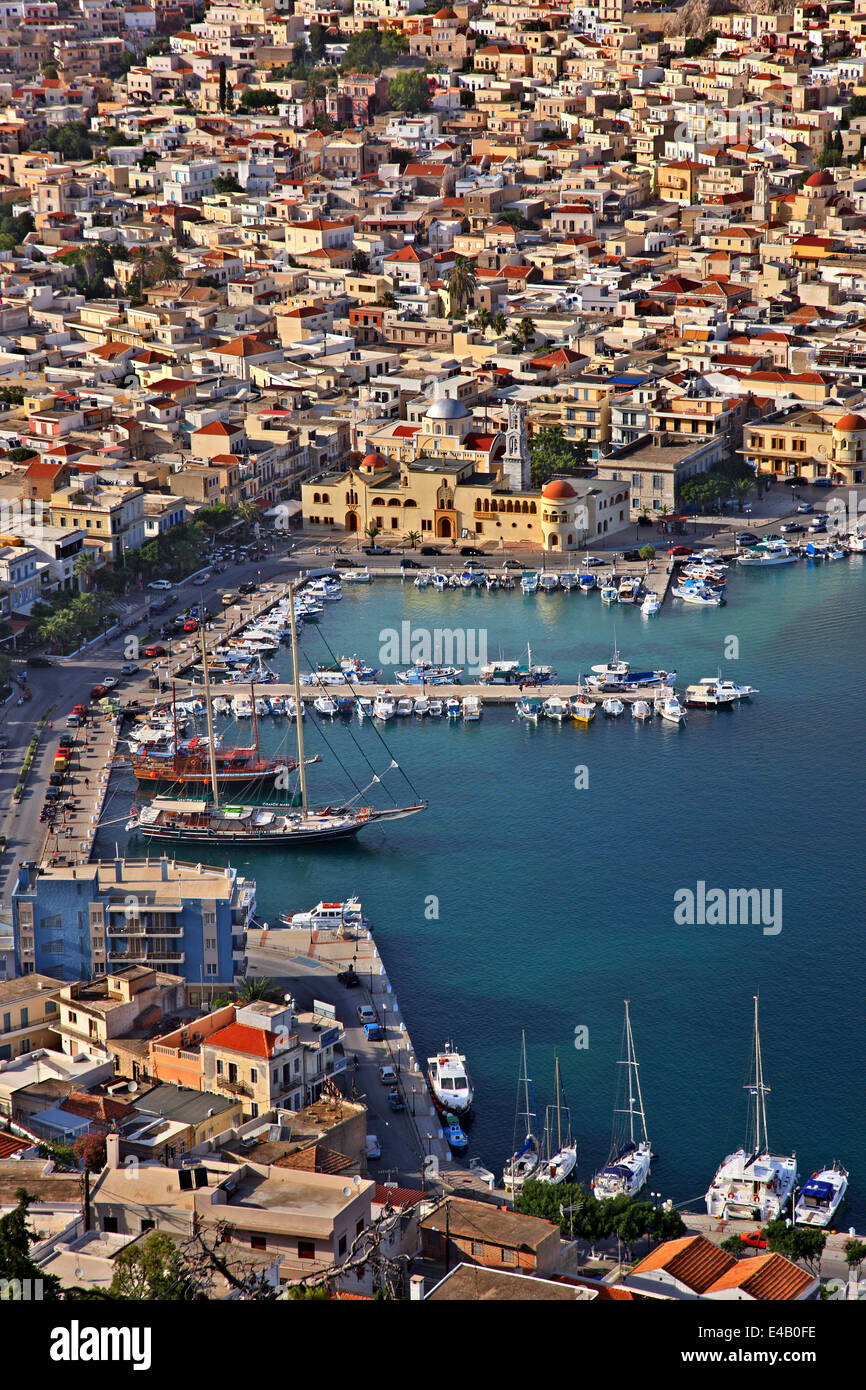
<box><xmin>301</xmin><ymin>395</ymin><xmax>632</xmax><ymax>550</ymax></box>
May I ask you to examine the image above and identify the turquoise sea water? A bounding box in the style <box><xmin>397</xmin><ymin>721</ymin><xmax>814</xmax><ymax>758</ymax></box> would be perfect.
<box><xmin>105</xmin><ymin>557</ymin><xmax>866</xmax><ymax>1222</ymax></box>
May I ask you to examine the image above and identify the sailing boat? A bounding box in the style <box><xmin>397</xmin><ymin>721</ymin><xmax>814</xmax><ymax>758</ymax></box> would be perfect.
<box><xmin>537</xmin><ymin>1055</ymin><xmax>577</xmax><ymax>1185</ymax></box>
<box><xmin>502</xmin><ymin>1031</ymin><xmax>540</xmax><ymax>1193</ymax></box>
<box><xmin>126</xmin><ymin>587</ymin><xmax>427</xmax><ymax>845</ymax></box>
<box><xmin>592</xmin><ymin>1000</ymin><xmax>652</xmax><ymax>1199</ymax></box>
<box><xmin>705</xmin><ymin>995</ymin><xmax>798</xmax><ymax>1221</ymax></box>
<box><xmin>128</xmin><ymin>681</ymin><xmax>297</xmax><ymax>789</ymax></box>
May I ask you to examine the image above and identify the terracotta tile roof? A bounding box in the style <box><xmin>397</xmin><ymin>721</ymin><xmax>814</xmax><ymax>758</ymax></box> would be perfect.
<box><xmin>708</xmin><ymin>1252</ymin><xmax>815</xmax><ymax>1301</ymax></box>
<box><xmin>206</xmin><ymin>1021</ymin><xmax>282</xmax><ymax>1059</ymax></box>
<box><xmin>0</xmin><ymin>1132</ymin><xmax>30</xmax><ymax>1159</ymax></box>
<box><xmin>631</xmin><ymin>1234</ymin><xmax>731</xmax><ymax>1294</ymax></box>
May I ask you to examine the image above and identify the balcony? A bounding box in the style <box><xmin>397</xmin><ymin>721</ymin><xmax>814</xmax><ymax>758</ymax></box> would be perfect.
<box><xmin>217</xmin><ymin>1076</ymin><xmax>253</xmax><ymax>1098</ymax></box>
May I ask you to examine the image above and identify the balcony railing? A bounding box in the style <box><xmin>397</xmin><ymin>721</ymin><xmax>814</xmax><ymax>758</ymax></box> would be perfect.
<box><xmin>217</xmin><ymin>1077</ymin><xmax>253</xmax><ymax>1098</ymax></box>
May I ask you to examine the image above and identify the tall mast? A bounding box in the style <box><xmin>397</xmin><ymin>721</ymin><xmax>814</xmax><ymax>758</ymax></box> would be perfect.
<box><xmin>616</xmin><ymin>999</ymin><xmax>648</xmax><ymax>1146</ymax></box>
<box><xmin>250</xmin><ymin>678</ymin><xmax>258</xmax><ymax>756</ymax></box>
<box><xmin>555</xmin><ymin>1054</ymin><xmax>562</xmax><ymax>1152</ymax></box>
<box><xmin>752</xmin><ymin>993</ymin><xmax>769</xmax><ymax>1155</ymax></box>
<box><xmin>200</xmin><ymin>623</ymin><xmax>220</xmax><ymax>810</ymax></box>
<box><xmin>172</xmin><ymin>680</ymin><xmax>177</xmax><ymax>754</ymax></box>
<box><xmin>288</xmin><ymin>581</ymin><xmax>308</xmax><ymax>815</ymax></box>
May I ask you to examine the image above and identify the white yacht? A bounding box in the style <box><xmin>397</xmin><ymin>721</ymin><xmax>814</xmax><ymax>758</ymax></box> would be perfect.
<box><xmin>537</xmin><ymin>1057</ymin><xmax>577</xmax><ymax>1186</ymax></box>
<box><xmin>282</xmin><ymin>897</ymin><xmax>369</xmax><ymax>932</ymax></box>
<box><xmin>705</xmin><ymin>996</ymin><xmax>798</xmax><ymax>1222</ymax></box>
<box><xmin>342</xmin><ymin>566</ymin><xmax>373</xmax><ymax>583</ymax></box>
<box><xmin>373</xmin><ymin>693</ymin><xmax>396</xmax><ymax>720</ymax></box>
<box><xmin>738</xmin><ymin>540</ymin><xmax>797</xmax><ymax>566</ymax></box>
<box><xmin>697</xmin><ymin>677</ymin><xmax>758</xmax><ymax>700</ymax></box>
<box><xmin>503</xmin><ymin>1031</ymin><xmax>540</xmax><ymax>1193</ymax></box>
<box><xmin>641</xmin><ymin>592</ymin><xmax>661</xmax><ymax>616</ymax></box>
<box><xmin>427</xmin><ymin>1044</ymin><xmax>473</xmax><ymax>1115</ymax></box>
<box><xmin>592</xmin><ymin>1001</ymin><xmax>652</xmax><ymax>1199</ymax></box>
<box><xmin>684</xmin><ymin>682</ymin><xmax>738</xmax><ymax>708</ymax></box>
<box><xmin>794</xmin><ymin>1164</ymin><xmax>849</xmax><ymax>1228</ymax></box>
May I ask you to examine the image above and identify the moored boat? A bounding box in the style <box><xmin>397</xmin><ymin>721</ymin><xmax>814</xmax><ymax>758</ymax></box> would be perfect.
<box><xmin>427</xmin><ymin>1044</ymin><xmax>473</xmax><ymax>1115</ymax></box>
<box><xmin>794</xmin><ymin>1164</ymin><xmax>849</xmax><ymax>1228</ymax></box>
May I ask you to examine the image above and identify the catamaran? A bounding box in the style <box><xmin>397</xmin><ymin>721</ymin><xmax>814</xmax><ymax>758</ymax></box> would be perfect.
<box><xmin>592</xmin><ymin>1000</ymin><xmax>653</xmax><ymax>1199</ymax></box>
<box><xmin>503</xmin><ymin>1031</ymin><xmax>540</xmax><ymax>1193</ymax></box>
<box><xmin>126</xmin><ymin>591</ymin><xmax>426</xmax><ymax>846</ymax></box>
<box><xmin>705</xmin><ymin>995</ymin><xmax>798</xmax><ymax>1222</ymax></box>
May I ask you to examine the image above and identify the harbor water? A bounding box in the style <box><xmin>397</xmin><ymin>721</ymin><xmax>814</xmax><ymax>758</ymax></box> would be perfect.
<box><xmin>103</xmin><ymin>555</ymin><xmax>866</xmax><ymax>1223</ymax></box>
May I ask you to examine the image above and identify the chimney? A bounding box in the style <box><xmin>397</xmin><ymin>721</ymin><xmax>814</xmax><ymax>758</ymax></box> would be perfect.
<box><xmin>105</xmin><ymin>1134</ymin><xmax>121</xmax><ymax>1169</ymax></box>
<box><xmin>409</xmin><ymin>1274</ymin><xmax>425</xmax><ymax>1302</ymax></box>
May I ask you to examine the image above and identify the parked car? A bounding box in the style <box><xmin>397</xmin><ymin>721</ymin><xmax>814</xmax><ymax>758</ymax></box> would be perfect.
<box><xmin>622</xmin><ymin>549</ymin><xmax>642</xmax><ymax>561</ymax></box>
<box><xmin>120</xmin><ymin>663</ymin><xmax>139</xmax><ymax>676</ymax></box>
<box><xmin>26</xmin><ymin>655</ymin><xmax>53</xmax><ymax>667</ymax></box>
<box><xmin>808</xmin><ymin>517</ymin><xmax>827</xmax><ymax>532</ymax></box>
<box><xmin>363</xmin><ymin>1022</ymin><xmax>384</xmax><ymax>1042</ymax></box>
<box><xmin>147</xmin><ymin>579</ymin><xmax>173</xmax><ymax>591</ymax></box>
<box><xmin>333</xmin><ymin>558</ymin><xmax>356</xmax><ymax>569</ymax></box>
<box><xmin>365</xmin><ymin>1135</ymin><xmax>381</xmax><ymax>1160</ymax></box>
<box><xmin>220</xmin><ymin>592</ymin><xmax>238</xmax><ymax>607</ymax></box>
<box><xmin>143</xmin><ymin>644</ymin><xmax>167</xmax><ymax>658</ymax></box>
<box><xmin>238</xmin><ymin>581</ymin><xmax>257</xmax><ymax>595</ymax></box>
<box><xmin>740</xmin><ymin>1230</ymin><xmax>768</xmax><ymax>1250</ymax></box>
<box><xmin>736</xmin><ymin>533</ymin><xmax>758</xmax><ymax>546</ymax></box>
<box><xmin>192</xmin><ymin>573</ymin><xmax>210</xmax><ymax>586</ymax></box>
<box><xmin>780</xmin><ymin>522</ymin><xmax>804</xmax><ymax>534</ymax></box>
<box><xmin>420</xmin><ymin>545</ymin><xmax>442</xmax><ymax>556</ymax></box>
<box><xmin>90</xmin><ymin>684</ymin><xmax>109</xmax><ymax>700</ymax></box>
<box><xmin>378</xmin><ymin>1064</ymin><xmax>397</xmax><ymax>1086</ymax></box>
<box><xmin>386</xmin><ymin>1091</ymin><xmax>406</xmax><ymax>1113</ymax></box>
<box><xmin>65</xmin><ymin>715</ymin><xmax>81</xmax><ymax>729</ymax></box>
<box><xmin>357</xmin><ymin>1005</ymin><xmax>377</xmax><ymax>1024</ymax></box>
<box><xmin>337</xmin><ymin>969</ymin><xmax>361</xmax><ymax>988</ymax></box>
<box><xmin>182</xmin><ymin>619</ymin><xmax>199</xmax><ymax>633</ymax></box>
<box><xmin>399</xmin><ymin>558</ymin><xmax>422</xmax><ymax>569</ymax></box>
<box><xmin>100</xmin><ymin>677</ymin><xmax>119</xmax><ymax>690</ymax></box>
<box><xmin>363</xmin><ymin>545</ymin><xmax>391</xmax><ymax>555</ymax></box>
<box><xmin>668</xmin><ymin>545</ymin><xmax>693</xmax><ymax>556</ymax></box>
<box><xmin>796</xmin><ymin>502</ymin><xmax>814</xmax><ymax>513</ymax></box>
<box><xmin>459</xmin><ymin>545</ymin><xmax>485</xmax><ymax>556</ymax></box>
<box><xmin>502</xmin><ymin>559</ymin><xmax>526</xmax><ymax>570</ymax></box>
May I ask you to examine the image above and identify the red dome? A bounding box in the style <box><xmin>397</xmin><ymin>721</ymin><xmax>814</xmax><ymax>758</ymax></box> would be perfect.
<box><xmin>362</xmin><ymin>451</ymin><xmax>389</xmax><ymax>470</ymax></box>
<box><xmin>834</xmin><ymin>412</ymin><xmax>866</xmax><ymax>431</ymax></box>
<box><xmin>541</xmin><ymin>479</ymin><xmax>578</xmax><ymax>500</ymax></box>
<box><xmin>435</xmin><ymin>6</ymin><xmax>456</xmax><ymax>15</ymax></box>
<box><xmin>805</xmin><ymin>170</ymin><xmax>834</xmax><ymax>187</ymax></box>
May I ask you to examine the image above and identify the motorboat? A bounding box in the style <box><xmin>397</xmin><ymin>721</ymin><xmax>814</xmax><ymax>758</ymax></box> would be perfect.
<box><xmin>444</xmin><ymin>1117</ymin><xmax>468</xmax><ymax>1151</ymax></box>
<box><xmin>847</xmin><ymin>531</ymin><xmax>866</xmax><ymax>552</ymax></box>
<box><xmin>414</xmin><ymin>572</ymin><xmax>430</xmax><ymax>590</ymax></box>
<box><xmin>656</xmin><ymin>693</ymin><xmax>685</xmax><ymax>724</ymax></box>
<box><xmin>427</xmin><ymin>1044</ymin><xmax>473</xmax><ymax>1115</ymax></box>
<box><xmin>684</xmin><ymin>682</ymin><xmax>737</xmax><ymax>708</ymax></box>
<box><xmin>286</xmin><ymin>697</ymin><xmax>304</xmax><ymax>720</ymax></box>
<box><xmin>232</xmin><ymin>695</ymin><xmax>253</xmax><ymax>718</ymax></box>
<box><xmin>336</xmin><ymin>697</ymin><xmax>354</xmax><ymax>717</ymax></box>
<box><xmin>794</xmin><ymin>1164</ymin><xmax>849</xmax><ymax>1228</ymax></box>
<box><xmin>431</xmin><ymin>571</ymin><xmax>447</xmax><ymax>590</ymax></box>
<box><xmin>447</xmin><ymin>574</ymin><xmax>461</xmax><ymax>589</ymax></box>
<box><xmin>673</xmin><ymin>582</ymin><xmax>724</xmax><ymax>606</ymax></box>
<box><xmin>542</xmin><ymin>695</ymin><xmax>570</xmax><ymax>721</ymax></box>
<box><xmin>499</xmin><ymin>573</ymin><xmax>515</xmax><ymax>590</ymax></box>
<box><xmin>631</xmin><ymin>700</ymin><xmax>652</xmax><ymax>720</ymax></box>
<box><xmin>462</xmin><ymin>695</ymin><xmax>482</xmax><ymax>721</ymax></box>
<box><xmin>618</xmin><ymin>576</ymin><xmax>640</xmax><ymax>604</ymax></box>
<box><xmin>314</xmin><ymin>695</ymin><xmax>337</xmax><ymax>717</ymax></box>
<box><xmin>485</xmin><ymin>573</ymin><xmax>499</xmax><ymax>592</ymax></box>
<box><xmin>521</xmin><ymin>571</ymin><xmax>539</xmax><ymax>594</ymax></box>
<box><xmin>600</xmin><ymin>583</ymin><xmax>619</xmax><ymax>604</ymax></box>
<box><xmin>396</xmin><ymin>697</ymin><xmax>414</xmax><ymax>716</ymax></box>
<box><xmin>373</xmin><ymin>693</ymin><xmax>396</xmax><ymax>720</ymax></box>
<box><xmin>737</xmin><ymin>540</ymin><xmax>797</xmax><ymax>566</ymax></box>
<box><xmin>342</xmin><ymin>566</ymin><xmax>373</xmax><ymax>583</ymax></box>
<box><xmin>570</xmin><ymin>697</ymin><xmax>596</xmax><ymax>724</ymax></box>
<box><xmin>560</xmin><ymin>572</ymin><xmax>579</xmax><ymax>591</ymax></box>
<box><xmin>459</xmin><ymin>569</ymin><xmax>475</xmax><ymax>589</ymax></box>
<box><xmin>428</xmin><ymin>699</ymin><xmax>443</xmax><ymax>718</ymax></box>
<box><xmin>641</xmin><ymin>593</ymin><xmax>660</xmax><ymax>616</ymax></box>
<box><xmin>697</xmin><ymin>677</ymin><xmax>757</xmax><ymax>700</ymax></box>
<box><xmin>706</xmin><ymin>996</ymin><xmax>798</xmax><ymax>1222</ymax></box>
<box><xmin>592</xmin><ymin>1002</ymin><xmax>652</xmax><ymax>1199</ymax></box>
<box><xmin>539</xmin><ymin>572</ymin><xmax>560</xmax><ymax>593</ymax></box>
<box><xmin>395</xmin><ymin>662</ymin><xmax>462</xmax><ymax>685</ymax></box>
<box><xmin>446</xmin><ymin>697</ymin><xmax>461</xmax><ymax>719</ymax></box>
<box><xmin>602</xmin><ymin>697</ymin><xmax>624</xmax><ymax>717</ymax></box>
<box><xmin>413</xmin><ymin>696</ymin><xmax>430</xmax><ymax>717</ymax></box>
<box><xmin>356</xmin><ymin>696</ymin><xmax>373</xmax><ymax>719</ymax></box>
<box><xmin>578</xmin><ymin>573</ymin><xmax>596</xmax><ymax>593</ymax></box>
<box><xmin>282</xmin><ymin>897</ymin><xmax>369</xmax><ymax>933</ymax></box>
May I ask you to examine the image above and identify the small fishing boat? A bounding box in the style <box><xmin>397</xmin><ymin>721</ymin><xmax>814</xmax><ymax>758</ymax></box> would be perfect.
<box><xmin>684</xmin><ymin>682</ymin><xmax>737</xmax><ymax>708</ymax></box>
<box><xmin>314</xmin><ymin>695</ymin><xmax>337</xmax><ymax>717</ymax></box>
<box><xmin>499</xmin><ymin>573</ymin><xmax>515</xmax><ymax>590</ymax></box>
<box><xmin>373</xmin><ymin>693</ymin><xmax>396</xmax><ymax>720</ymax></box>
<box><xmin>542</xmin><ymin>694</ymin><xmax>569</xmax><ymax>721</ymax></box>
<box><xmin>570</xmin><ymin>697</ymin><xmax>596</xmax><ymax>724</ymax></box>
<box><xmin>447</xmin><ymin>574</ymin><xmax>461</xmax><ymax>589</ymax></box>
<box><xmin>428</xmin><ymin>699</ymin><xmax>443</xmax><ymax>718</ymax></box>
<box><xmin>631</xmin><ymin>700</ymin><xmax>652</xmax><ymax>720</ymax></box>
<box><xmin>641</xmin><ymin>592</ymin><xmax>660</xmax><ymax>616</ymax></box>
<box><xmin>460</xmin><ymin>569</ymin><xmax>475</xmax><ymax>590</ymax></box>
<box><xmin>521</xmin><ymin>571</ymin><xmax>539</xmax><ymax>594</ymax></box>
<box><xmin>578</xmin><ymin>573</ymin><xmax>595</xmax><ymax>593</ymax></box>
<box><xmin>356</xmin><ymin>696</ymin><xmax>373</xmax><ymax>719</ymax></box>
<box><xmin>413</xmin><ymin>696</ymin><xmax>429</xmax><ymax>717</ymax></box>
<box><xmin>485</xmin><ymin>573</ymin><xmax>499</xmax><ymax>592</ymax></box>
<box><xmin>737</xmin><ymin>539</ymin><xmax>797</xmax><ymax>567</ymax></box>
<box><xmin>414</xmin><ymin>572</ymin><xmax>430</xmax><ymax>589</ymax></box>
<box><xmin>427</xmin><ymin>1044</ymin><xmax>473</xmax><ymax>1115</ymax></box>
<box><xmin>656</xmin><ymin>693</ymin><xmax>685</xmax><ymax>724</ymax></box>
<box><xmin>444</xmin><ymin>1116</ymin><xmax>469</xmax><ymax>1151</ymax></box>
<box><xmin>232</xmin><ymin>695</ymin><xmax>253</xmax><ymax>719</ymax></box>
<box><xmin>516</xmin><ymin>697</ymin><xmax>543</xmax><ymax>722</ymax></box>
<box><xmin>794</xmin><ymin>1164</ymin><xmax>849</xmax><ymax>1228</ymax></box>
<box><xmin>286</xmin><ymin>697</ymin><xmax>304</xmax><ymax>720</ymax></box>
<box><xmin>337</xmin><ymin>697</ymin><xmax>354</xmax><ymax>717</ymax></box>
<box><xmin>697</xmin><ymin>677</ymin><xmax>757</xmax><ymax>700</ymax></box>
<box><xmin>560</xmin><ymin>572</ymin><xmax>579</xmax><ymax>592</ymax></box>
<box><xmin>342</xmin><ymin>566</ymin><xmax>373</xmax><ymax>583</ymax></box>
<box><xmin>618</xmin><ymin>576</ymin><xmax>640</xmax><ymax>604</ymax></box>
<box><xmin>282</xmin><ymin>897</ymin><xmax>369</xmax><ymax>932</ymax></box>
<box><xmin>431</xmin><ymin>571</ymin><xmax>447</xmax><ymax>590</ymax></box>
<box><xmin>396</xmin><ymin>697</ymin><xmax>414</xmax><ymax>716</ymax></box>
<box><xmin>602</xmin><ymin>697</ymin><xmax>624</xmax><ymax>717</ymax></box>
<box><xmin>674</xmin><ymin>582</ymin><xmax>724</xmax><ymax>606</ymax></box>
<box><xmin>539</xmin><ymin>572</ymin><xmax>559</xmax><ymax>593</ymax></box>
<box><xmin>446</xmin><ymin>697</ymin><xmax>461</xmax><ymax>719</ymax></box>
<box><xmin>462</xmin><ymin>694</ymin><xmax>482</xmax><ymax>721</ymax></box>
<box><xmin>600</xmin><ymin>583</ymin><xmax>619</xmax><ymax>604</ymax></box>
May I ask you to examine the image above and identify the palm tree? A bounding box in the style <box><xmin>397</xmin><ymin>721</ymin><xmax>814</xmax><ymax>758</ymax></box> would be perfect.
<box><xmin>236</xmin><ymin>976</ymin><xmax>281</xmax><ymax>1004</ymax></box>
<box><xmin>365</xmin><ymin>521</ymin><xmax>381</xmax><ymax>545</ymax></box>
<box><xmin>473</xmin><ymin>307</ymin><xmax>491</xmax><ymax>334</ymax></box>
<box><xmin>130</xmin><ymin>246</ymin><xmax>155</xmax><ymax>286</ymax></box>
<box><xmin>491</xmin><ymin>312</ymin><xmax>507</xmax><ymax>336</ymax></box>
<box><xmin>517</xmin><ymin>315</ymin><xmax>536</xmax><ymax>347</ymax></box>
<box><xmin>151</xmin><ymin>247</ymin><xmax>181</xmax><ymax>284</ymax></box>
<box><xmin>74</xmin><ymin>550</ymin><xmax>94</xmax><ymax>591</ymax></box>
<box><xmin>445</xmin><ymin>255</ymin><xmax>477</xmax><ymax>318</ymax></box>
<box><xmin>402</xmin><ymin>530</ymin><xmax>421</xmax><ymax>549</ymax></box>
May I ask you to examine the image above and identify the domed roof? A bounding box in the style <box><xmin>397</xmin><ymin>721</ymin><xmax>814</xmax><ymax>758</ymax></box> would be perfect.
<box><xmin>361</xmin><ymin>451</ymin><xmax>390</xmax><ymax>469</ymax></box>
<box><xmin>435</xmin><ymin>5</ymin><xmax>456</xmax><ymax>14</ymax></box>
<box><xmin>541</xmin><ymin>478</ymin><xmax>578</xmax><ymax>501</ymax></box>
<box><xmin>834</xmin><ymin>412</ymin><xmax>866</xmax><ymax>432</ymax></box>
<box><xmin>426</xmin><ymin>395</ymin><xmax>470</xmax><ymax>420</ymax></box>
<box><xmin>805</xmin><ymin>170</ymin><xmax>834</xmax><ymax>188</ymax></box>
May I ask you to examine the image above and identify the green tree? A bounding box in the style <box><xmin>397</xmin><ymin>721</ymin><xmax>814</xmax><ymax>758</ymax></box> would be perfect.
<box><xmin>238</xmin><ymin>87</ymin><xmax>282</xmax><ymax>111</ymax></box>
<box><xmin>212</xmin><ymin>174</ymin><xmax>242</xmax><ymax>193</ymax></box>
<box><xmin>638</xmin><ymin>545</ymin><xmax>655</xmax><ymax>561</ymax></box>
<box><xmin>30</xmin><ymin>121</ymin><xmax>92</xmax><ymax>161</ymax></box>
<box><xmin>844</xmin><ymin>1238</ymin><xmax>866</xmax><ymax>1279</ymax></box>
<box><xmin>310</xmin><ymin>22</ymin><xmax>327</xmax><ymax>63</ymax></box>
<box><xmin>529</xmin><ymin>426</ymin><xmax>591</xmax><ymax>489</ymax></box>
<box><xmin>490</xmin><ymin>311</ymin><xmax>506</xmax><ymax>336</ymax></box>
<box><xmin>109</xmin><ymin>1232</ymin><xmax>199</xmax><ymax>1301</ymax></box>
<box><xmin>151</xmin><ymin>247</ymin><xmax>181</xmax><ymax>283</ymax></box>
<box><xmin>365</xmin><ymin>521</ymin><xmax>381</xmax><ymax>545</ymax></box>
<box><xmin>218</xmin><ymin>60</ymin><xmax>227</xmax><ymax>112</ymax></box>
<box><xmin>0</xmin><ymin>1189</ymin><xmax>61</xmax><ymax>1298</ymax></box>
<box><xmin>402</xmin><ymin>530</ymin><xmax>421</xmax><ymax>549</ymax></box>
<box><xmin>236</xmin><ymin>975</ymin><xmax>281</xmax><ymax>1004</ymax></box>
<box><xmin>720</xmin><ymin>1234</ymin><xmax>749</xmax><ymax>1258</ymax></box>
<box><xmin>387</xmin><ymin>71</ymin><xmax>431</xmax><ymax>115</ymax></box>
<box><xmin>445</xmin><ymin>254</ymin><xmax>476</xmax><ymax>317</ymax></box>
<box><xmin>351</xmin><ymin>250</ymin><xmax>370</xmax><ymax>274</ymax></box>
